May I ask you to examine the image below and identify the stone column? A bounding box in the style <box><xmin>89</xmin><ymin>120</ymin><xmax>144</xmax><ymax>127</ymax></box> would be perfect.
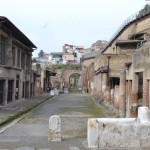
<box><xmin>119</xmin><ymin>70</ymin><xmax>126</xmax><ymax>117</ymax></box>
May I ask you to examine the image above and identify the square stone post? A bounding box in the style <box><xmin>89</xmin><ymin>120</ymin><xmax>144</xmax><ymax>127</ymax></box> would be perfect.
<box><xmin>48</xmin><ymin>115</ymin><xmax>61</xmax><ymax>142</ymax></box>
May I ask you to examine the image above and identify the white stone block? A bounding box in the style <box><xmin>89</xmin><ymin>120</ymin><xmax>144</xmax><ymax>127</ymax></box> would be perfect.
<box><xmin>138</xmin><ymin>106</ymin><xmax>150</xmax><ymax>123</ymax></box>
<box><xmin>64</xmin><ymin>88</ymin><xmax>69</xmax><ymax>93</ymax></box>
<box><xmin>54</xmin><ymin>88</ymin><xmax>59</xmax><ymax>96</ymax></box>
<box><xmin>50</xmin><ymin>90</ymin><xmax>54</xmax><ymax>96</ymax></box>
<box><xmin>48</xmin><ymin>115</ymin><xmax>61</xmax><ymax>142</ymax></box>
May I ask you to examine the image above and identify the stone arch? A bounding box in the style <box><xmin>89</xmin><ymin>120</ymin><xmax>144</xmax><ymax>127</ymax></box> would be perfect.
<box><xmin>63</xmin><ymin>70</ymin><xmax>82</xmax><ymax>88</ymax></box>
<box><xmin>69</xmin><ymin>73</ymin><xmax>82</xmax><ymax>88</ymax></box>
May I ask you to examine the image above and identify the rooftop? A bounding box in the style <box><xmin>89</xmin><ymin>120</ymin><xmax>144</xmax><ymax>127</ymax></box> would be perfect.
<box><xmin>82</xmin><ymin>50</ymin><xmax>101</xmax><ymax>61</ymax></box>
<box><xmin>0</xmin><ymin>16</ymin><xmax>37</xmax><ymax>49</ymax></box>
<box><xmin>101</xmin><ymin>10</ymin><xmax>150</xmax><ymax>53</ymax></box>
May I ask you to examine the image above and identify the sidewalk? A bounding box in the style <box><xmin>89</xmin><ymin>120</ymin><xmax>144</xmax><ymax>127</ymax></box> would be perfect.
<box><xmin>0</xmin><ymin>93</ymin><xmax>52</xmax><ymax>126</ymax></box>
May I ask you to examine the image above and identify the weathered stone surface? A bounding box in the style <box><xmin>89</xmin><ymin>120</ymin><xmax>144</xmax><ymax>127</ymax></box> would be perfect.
<box><xmin>88</xmin><ymin>107</ymin><xmax>150</xmax><ymax>149</ymax></box>
<box><xmin>137</xmin><ymin>106</ymin><xmax>150</xmax><ymax>123</ymax></box>
<box><xmin>48</xmin><ymin>115</ymin><xmax>61</xmax><ymax>142</ymax></box>
<box><xmin>87</xmin><ymin>118</ymin><xmax>99</xmax><ymax>148</ymax></box>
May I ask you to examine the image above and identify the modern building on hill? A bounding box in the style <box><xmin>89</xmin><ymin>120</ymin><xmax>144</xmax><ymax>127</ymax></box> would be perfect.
<box><xmin>62</xmin><ymin>44</ymin><xmax>84</xmax><ymax>64</ymax></box>
<box><xmin>49</xmin><ymin>52</ymin><xmax>63</xmax><ymax>64</ymax></box>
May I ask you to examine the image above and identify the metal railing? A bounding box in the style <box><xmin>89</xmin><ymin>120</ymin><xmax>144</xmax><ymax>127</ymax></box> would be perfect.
<box><xmin>105</xmin><ymin>6</ymin><xmax>150</xmax><ymax>49</ymax></box>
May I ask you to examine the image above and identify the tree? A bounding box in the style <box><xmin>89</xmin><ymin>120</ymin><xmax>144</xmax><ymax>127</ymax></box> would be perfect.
<box><xmin>38</xmin><ymin>50</ymin><xmax>44</xmax><ymax>58</ymax></box>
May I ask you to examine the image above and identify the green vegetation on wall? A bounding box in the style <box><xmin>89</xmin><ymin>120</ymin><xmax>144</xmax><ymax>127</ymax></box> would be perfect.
<box><xmin>50</xmin><ymin>64</ymin><xmax>82</xmax><ymax>72</ymax></box>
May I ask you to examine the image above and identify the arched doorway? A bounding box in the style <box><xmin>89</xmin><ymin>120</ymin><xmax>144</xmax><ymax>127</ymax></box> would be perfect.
<box><xmin>69</xmin><ymin>73</ymin><xmax>82</xmax><ymax>89</ymax></box>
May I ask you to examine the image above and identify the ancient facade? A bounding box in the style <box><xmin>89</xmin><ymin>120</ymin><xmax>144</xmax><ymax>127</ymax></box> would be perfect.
<box><xmin>0</xmin><ymin>16</ymin><xmax>36</xmax><ymax>105</ymax></box>
<box><xmin>83</xmin><ymin>11</ymin><xmax>150</xmax><ymax>117</ymax></box>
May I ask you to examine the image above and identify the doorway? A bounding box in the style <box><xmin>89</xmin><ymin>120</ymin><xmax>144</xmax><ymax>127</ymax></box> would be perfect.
<box><xmin>0</xmin><ymin>80</ymin><xmax>4</xmax><ymax>105</ymax></box>
<box><xmin>15</xmin><ymin>75</ymin><xmax>19</xmax><ymax>100</ymax></box>
<box><xmin>137</xmin><ymin>72</ymin><xmax>143</xmax><ymax>105</ymax></box>
<box><xmin>7</xmin><ymin>80</ymin><xmax>13</xmax><ymax>103</ymax></box>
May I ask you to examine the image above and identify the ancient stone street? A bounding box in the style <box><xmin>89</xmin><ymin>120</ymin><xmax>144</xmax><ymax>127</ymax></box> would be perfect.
<box><xmin>0</xmin><ymin>92</ymin><xmax>109</xmax><ymax>149</ymax></box>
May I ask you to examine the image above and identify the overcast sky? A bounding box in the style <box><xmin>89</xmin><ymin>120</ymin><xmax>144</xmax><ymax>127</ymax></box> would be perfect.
<box><xmin>0</xmin><ymin>0</ymin><xmax>148</xmax><ymax>56</ymax></box>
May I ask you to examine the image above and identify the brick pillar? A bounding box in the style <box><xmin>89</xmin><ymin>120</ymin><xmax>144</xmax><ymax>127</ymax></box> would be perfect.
<box><xmin>94</xmin><ymin>76</ymin><xmax>97</xmax><ymax>95</ymax></box>
<box><xmin>99</xmin><ymin>73</ymin><xmax>103</xmax><ymax>97</ymax></box>
<box><xmin>130</xmin><ymin>73</ymin><xmax>138</xmax><ymax>117</ymax></box>
<box><xmin>107</xmin><ymin>86</ymin><xmax>111</xmax><ymax>103</ymax></box>
<box><xmin>119</xmin><ymin>70</ymin><xmax>126</xmax><ymax>118</ymax></box>
<box><xmin>126</xmin><ymin>80</ymin><xmax>132</xmax><ymax>118</ymax></box>
<box><xmin>143</xmin><ymin>74</ymin><xmax>149</xmax><ymax>107</ymax></box>
<box><xmin>110</xmin><ymin>88</ymin><xmax>114</xmax><ymax>106</ymax></box>
<box><xmin>102</xmin><ymin>73</ymin><xmax>108</xmax><ymax>92</ymax></box>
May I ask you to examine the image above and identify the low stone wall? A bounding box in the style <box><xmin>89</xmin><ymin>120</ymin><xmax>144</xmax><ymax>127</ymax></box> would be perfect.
<box><xmin>87</xmin><ymin>106</ymin><xmax>150</xmax><ymax>149</ymax></box>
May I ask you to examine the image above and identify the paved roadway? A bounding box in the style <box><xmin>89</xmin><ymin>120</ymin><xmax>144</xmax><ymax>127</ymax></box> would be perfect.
<box><xmin>0</xmin><ymin>92</ymin><xmax>107</xmax><ymax>150</ymax></box>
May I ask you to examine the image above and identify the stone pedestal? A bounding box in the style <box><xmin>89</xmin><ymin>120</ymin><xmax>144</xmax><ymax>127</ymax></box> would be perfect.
<box><xmin>48</xmin><ymin>115</ymin><xmax>61</xmax><ymax>142</ymax></box>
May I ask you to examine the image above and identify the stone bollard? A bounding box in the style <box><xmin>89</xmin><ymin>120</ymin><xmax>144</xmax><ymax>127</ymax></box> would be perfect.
<box><xmin>138</xmin><ymin>106</ymin><xmax>150</xmax><ymax>123</ymax></box>
<box><xmin>87</xmin><ymin>118</ymin><xmax>99</xmax><ymax>148</ymax></box>
<box><xmin>48</xmin><ymin>115</ymin><xmax>61</xmax><ymax>142</ymax></box>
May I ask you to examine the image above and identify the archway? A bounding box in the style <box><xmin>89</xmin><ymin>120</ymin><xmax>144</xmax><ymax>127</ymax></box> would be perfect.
<box><xmin>62</xmin><ymin>69</ymin><xmax>82</xmax><ymax>88</ymax></box>
<box><xmin>69</xmin><ymin>73</ymin><xmax>82</xmax><ymax>89</ymax></box>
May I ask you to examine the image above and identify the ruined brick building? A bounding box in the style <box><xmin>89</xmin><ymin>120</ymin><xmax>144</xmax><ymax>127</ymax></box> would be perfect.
<box><xmin>82</xmin><ymin>10</ymin><xmax>150</xmax><ymax>117</ymax></box>
<box><xmin>0</xmin><ymin>16</ymin><xmax>36</xmax><ymax>105</ymax></box>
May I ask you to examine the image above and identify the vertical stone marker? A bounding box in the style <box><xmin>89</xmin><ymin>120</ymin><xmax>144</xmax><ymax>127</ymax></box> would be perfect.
<box><xmin>48</xmin><ymin>115</ymin><xmax>61</xmax><ymax>142</ymax></box>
